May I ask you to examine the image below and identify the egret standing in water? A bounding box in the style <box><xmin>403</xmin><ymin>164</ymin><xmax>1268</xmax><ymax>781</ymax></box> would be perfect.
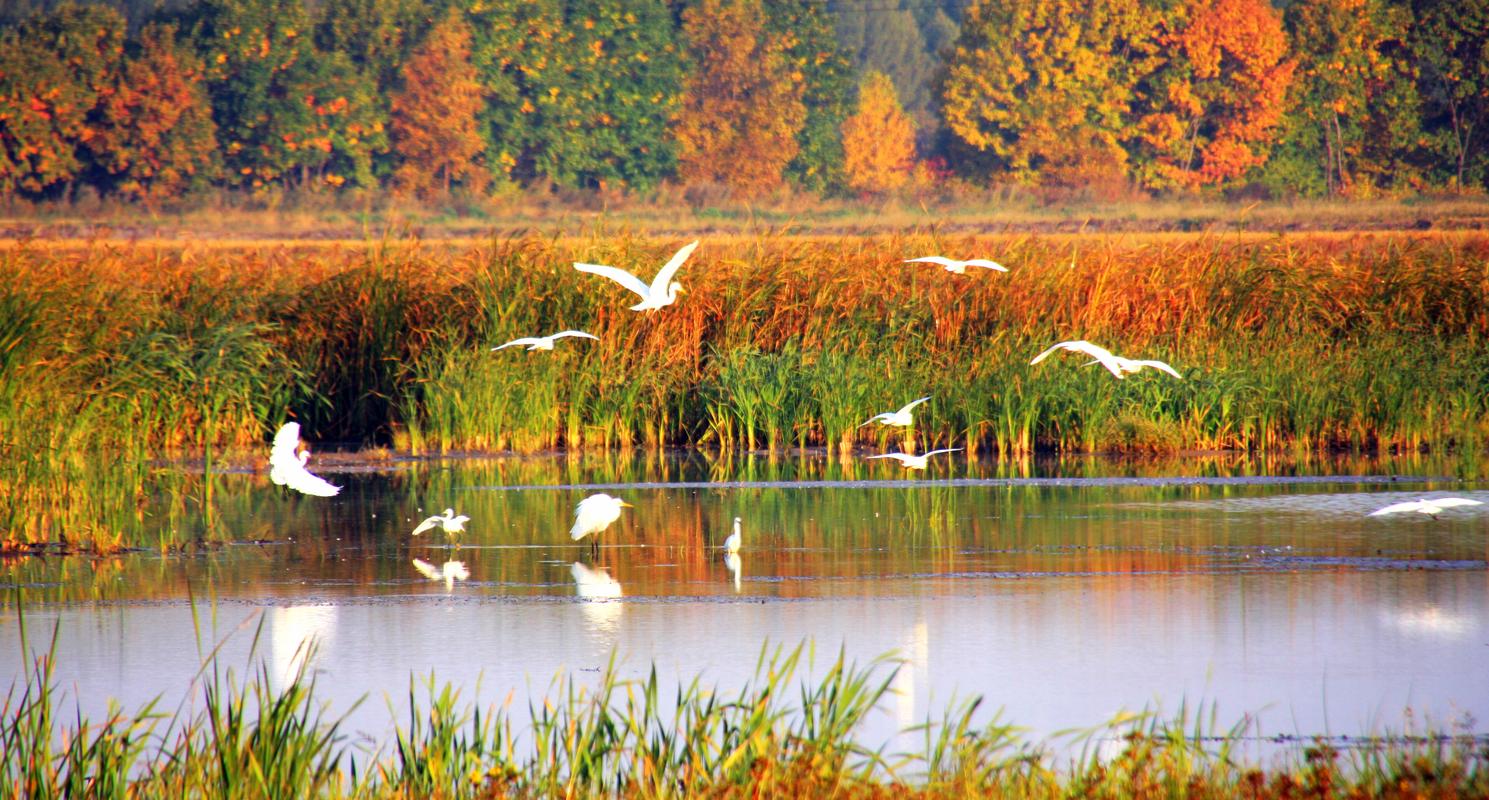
<box><xmin>411</xmin><ymin>508</ymin><xmax>470</xmax><ymax>539</ymax></box>
<box><xmin>723</xmin><ymin>516</ymin><xmax>742</xmax><ymax>554</ymax></box>
<box><xmin>268</xmin><ymin>422</ymin><xmax>341</xmax><ymax>497</ymax></box>
<box><xmin>491</xmin><ymin>330</ymin><xmax>598</xmax><ymax>351</ymax></box>
<box><xmin>903</xmin><ymin>255</ymin><xmax>1009</xmax><ymax>274</ymax></box>
<box><xmin>866</xmin><ymin>447</ymin><xmax>962</xmax><ymax>471</ymax></box>
<box><xmin>861</xmin><ymin>396</ymin><xmax>931</xmax><ymax>428</ymax></box>
<box><xmin>571</xmin><ymin>493</ymin><xmax>632</xmax><ymax>549</ymax></box>
<box><xmin>574</xmin><ymin>240</ymin><xmax>698</xmax><ymax>312</ymax></box>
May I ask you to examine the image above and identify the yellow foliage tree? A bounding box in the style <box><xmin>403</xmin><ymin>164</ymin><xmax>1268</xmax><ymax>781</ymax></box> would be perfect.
<box><xmin>938</xmin><ymin>0</ymin><xmax>1147</xmax><ymax>186</ymax></box>
<box><xmin>841</xmin><ymin>71</ymin><xmax>915</xmax><ymax>194</ymax></box>
<box><xmin>390</xmin><ymin>10</ymin><xmax>487</xmax><ymax>197</ymax></box>
<box><xmin>674</xmin><ymin>0</ymin><xmax>805</xmax><ymax>198</ymax></box>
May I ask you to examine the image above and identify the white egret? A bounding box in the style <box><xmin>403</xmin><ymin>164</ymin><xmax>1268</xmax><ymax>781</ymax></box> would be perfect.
<box><xmin>412</xmin><ymin>558</ymin><xmax>470</xmax><ymax>590</ymax></box>
<box><xmin>866</xmin><ymin>447</ymin><xmax>962</xmax><ymax>470</ymax></box>
<box><xmin>860</xmin><ymin>396</ymin><xmax>931</xmax><ymax>428</ymax></box>
<box><xmin>491</xmin><ymin>330</ymin><xmax>598</xmax><ymax>351</ymax></box>
<box><xmin>268</xmin><ymin>422</ymin><xmax>341</xmax><ymax>497</ymax></box>
<box><xmin>574</xmin><ymin>240</ymin><xmax>698</xmax><ymax>311</ymax></box>
<box><xmin>1030</xmin><ymin>340</ymin><xmax>1182</xmax><ymax>379</ymax></box>
<box><xmin>571</xmin><ymin>493</ymin><xmax>632</xmax><ymax>542</ymax></box>
<box><xmin>723</xmin><ymin>516</ymin><xmax>742</xmax><ymax>554</ymax></box>
<box><xmin>1368</xmin><ymin>497</ymin><xmax>1482</xmax><ymax>519</ymax></box>
<box><xmin>904</xmin><ymin>255</ymin><xmax>1008</xmax><ymax>274</ymax></box>
<box><xmin>570</xmin><ymin>562</ymin><xmax>623</xmax><ymax>599</ymax></box>
<box><xmin>411</xmin><ymin>508</ymin><xmax>469</xmax><ymax>537</ymax></box>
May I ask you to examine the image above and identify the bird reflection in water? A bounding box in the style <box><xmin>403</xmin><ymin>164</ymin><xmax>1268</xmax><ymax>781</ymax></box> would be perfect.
<box><xmin>412</xmin><ymin>558</ymin><xmax>470</xmax><ymax>591</ymax></box>
<box><xmin>724</xmin><ymin>552</ymin><xmax>742</xmax><ymax>593</ymax></box>
<box><xmin>270</xmin><ymin>604</ymin><xmax>337</xmax><ymax>689</ymax></box>
<box><xmin>571</xmin><ymin>562</ymin><xmax>624</xmax><ymax>633</ymax></box>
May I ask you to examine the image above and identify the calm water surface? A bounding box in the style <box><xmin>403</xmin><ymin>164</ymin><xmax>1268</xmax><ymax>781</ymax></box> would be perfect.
<box><xmin>5</xmin><ymin>452</ymin><xmax>1487</xmax><ymax>752</ymax></box>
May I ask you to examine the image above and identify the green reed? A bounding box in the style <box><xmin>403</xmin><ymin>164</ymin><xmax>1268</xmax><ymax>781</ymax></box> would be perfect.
<box><xmin>4</xmin><ymin>620</ymin><xmax>1486</xmax><ymax>799</ymax></box>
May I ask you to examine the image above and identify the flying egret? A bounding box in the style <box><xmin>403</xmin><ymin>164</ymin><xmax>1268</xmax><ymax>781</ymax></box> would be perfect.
<box><xmin>861</xmin><ymin>396</ymin><xmax>931</xmax><ymax>428</ymax></box>
<box><xmin>491</xmin><ymin>330</ymin><xmax>599</xmax><ymax>351</ymax></box>
<box><xmin>723</xmin><ymin>516</ymin><xmax>742</xmax><ymax>554</ymax></box>
<box><xmin>571</xmin><ymin>493</ymin><xmax>632</xmax><ymax>543</ymax></box>
<box><xmin>571</xmin><ymin>562</ymin><xmax>623</xmax><ymax>599</ymax></box>
<box><xmin>268</xmin><ymin>422</ymin><xmax>341</xmax><ymax>497</ymax></box>
<box><xmin>866</xmin><ymin>447</ymin><xmax>962</xmax><ymax>470</ymax></box>
<box><xmin>574</xmin><ymin>240</ymin><xmax>698</xmax><ymax>311</ymax></box>
<box><xmin>411</xmin><ymin>508</ymin><xmax>469</xmax><ymax>537</ymax></box>
<box><xmin>412</xmin><ymin>558</ymin><xmax>470</xmax><ymax>590</ymax></box>
<box><xmin>904</xmin><ymin>256</ymin><xmax>1008</xmax><ymax>274</ymax></box>
<box><xmin>1368</xmin><ymin>497</ymin><xmax>1482</xmax><ymax>519</ymax></box>
<box><xmin>1030</xmin><ymin>340</ymin><xmax>1182</xmax><ymax>379</ymax></box>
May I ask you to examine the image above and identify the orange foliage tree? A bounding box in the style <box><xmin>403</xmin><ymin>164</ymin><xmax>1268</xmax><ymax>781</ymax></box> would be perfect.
<box><xmin>674</xmin><ymin>0</ymin><xmax>805</xmax><ymax>198</ymax></box>
<box><xmin>88</xmin><ymin>23</ymin><xmax>218</xmax><ymax>202</ymax></box>
<box><xmin>841</xmin><ymin>70</ymin><xmax>914</xmax><ymax>194</ymax></box>
<box><xmin>390</xmin><ymin>10</ymin><xmax>487</xmax><ymax>197</ymax></box>
<box><xmin>1128</xmin><ymin>0</ymin><xmax>1296</xmax><ymax>188</ymax></box>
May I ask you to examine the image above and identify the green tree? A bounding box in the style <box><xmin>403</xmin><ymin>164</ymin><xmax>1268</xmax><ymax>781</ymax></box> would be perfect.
<box><xmin>765</xmin><ymin>0</ymin><xmax>853</xmax><ymax>193</ymax></box>
<box><xmin>1266</xmin><ymin>0</ymin><xmax>1420</xmax><ymax>196</ymax></box>
<box><xmin>835</xmin><ymin>2</ymin><xmax>936</xmax><ymax>122</ymax></box>
<box><xmin>536</xmin><ymin>0</ymin><xmax>684</xmax><ymax>190</ymax></box>
<box><xmin>390</xmin><ymin>10</ymin><xmax>486</xmax><ymax>196</ymax></box>
<box><xmin>1412</xmin><ymin>0</ymin><xmax>1489</xmax><ymax>188</ymax></box>
<box><xmin>937</xmin><ymin>0</ymin><xmax>1146</xmax><ymax>185</ymax></box>
<box><xmin>179</xmin><ymin>0</ymin><xmax>386</xmax><ymax>190</ymax></box>
<box><xmin>674</xmin><ymin>0</ymin><xmax>806</xmax><ymax>198</ymax></box>
<box><xmin>88</xmin><ymin>22</ymin><xmax>219</xmax><ymax>201</ymax></box>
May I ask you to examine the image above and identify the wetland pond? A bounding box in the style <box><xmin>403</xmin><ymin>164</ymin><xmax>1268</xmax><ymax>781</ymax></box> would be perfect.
<box><xmin>5</xmin><ymin>452</ymin><xmax>1488</xmax><ymax>755</ymax></box>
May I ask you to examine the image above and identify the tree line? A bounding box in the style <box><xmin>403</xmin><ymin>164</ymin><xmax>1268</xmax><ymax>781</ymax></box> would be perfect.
<box><xmin>1</xmin><ymin>0</ymin><xmax>1485</xmax><ymax>204</ymax></box>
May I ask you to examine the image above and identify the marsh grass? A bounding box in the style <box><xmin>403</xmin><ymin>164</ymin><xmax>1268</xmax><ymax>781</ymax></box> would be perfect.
<box><xmin>4</xmin><ymin>617</ymin><xmax>1486</xmax><ymax>799</ymax></box>
<box><xmin>3</xmin><ymin>233</ymin><xmax>1487</xmax><ymax>548</ymax></box>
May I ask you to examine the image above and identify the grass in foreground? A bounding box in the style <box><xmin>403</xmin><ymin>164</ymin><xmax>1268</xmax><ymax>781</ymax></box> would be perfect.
<box><xmin>3</xmin><ymin>623</ymin><xmax>1487</xmax><ymax>799</ymax></box>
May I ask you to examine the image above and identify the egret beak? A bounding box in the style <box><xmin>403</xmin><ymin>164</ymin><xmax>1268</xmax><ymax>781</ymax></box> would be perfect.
<box><xmin>618</xmin><ymin>500</ymin><xmax>634</xmax><ymax>508</ymax></box>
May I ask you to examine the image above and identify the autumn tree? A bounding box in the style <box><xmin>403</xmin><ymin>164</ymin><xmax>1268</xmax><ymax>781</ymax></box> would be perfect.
<box><xmin>1266</xmin><ymin>0</ymin><xmax>1419</xmax><ymax>196</ymax></box>
<box><xmin>764</xmin><ymin>0</ymin><xmax>853</xmax><ymax>193</ymax></box>
<box><xmin>1412</xmin><ymin>0</ymin><xmax>1489</xmax><ymax>189</ymax></box>
<box><xmin>835</xmin><ymin>1</ymin><xmax>938</xmax><ymax>122</ymax></box>
<box><xmin>388</xmin><ymin>11</ymin><xmax>485</xmax><ymax>197</ymax></box>
<box><xmin>1127</xmin><ymin>0</ymin><xmax>1296</xmax><ymax>188</ymax></box>
<box><xmin>938</xmin><ymin>0</ymin><xmax>1147</xmax><ymax>186</ymax></box>
<box><xmin>87</xmin><ymin>23</ymin><xmax>218</xmax><ymax>202</ymax></box>
<box><xmin>179</xmin><ymin>0</ymin><xmax>386</xmax><ymax>190</ymax></box>
<box><xmin>0</xmin><ymin>4</ymin><xmax>125</xmax><ymax>197</ymax></box>
<box><xmin>841</xmin><ymin>71</ymin><xmax>915</xmax><ymax>194</ymax></box>
<box><xmin>674</xmin><ymin>0</ymin><xmax>806</xmax><ymax>198</ymax></box>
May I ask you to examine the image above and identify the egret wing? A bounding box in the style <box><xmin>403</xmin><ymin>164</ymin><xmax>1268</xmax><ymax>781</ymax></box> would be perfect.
<box><xmin>962</xmin><ymin>259</ymin><xmax>1009</xmax><ymax>272</ymax></box>
<box><xmin>284</xmin><ymin>466</ymin><xmax>341</xmax><ymax>497</ymax></box>
<box><xmin>1136</xmin><ymin>359</ymin><xmax>1183</xmax><ymax>378</ymax></box>
<box><xmin>904</xmin><ymin>256</ymin><xmax>954</xmax><ymax>267</ymax></box>
<box><xmin>574</xmin><ymin>262</ymin><xmax>652</xmax><ymax>300</ymax></box>
<box><xmin>895</xmin><ymin>396</ymin><xmax>931</xmax><ymax>415</ymax></box>
<box><xmin>1430</xmin><ymin>498</ymin><xmax>1483</xmax><ymax>509</ymax></box>
<box><xmin>866</xmin><ymin>453</ymin><xmax>911</xmax><ymax>464</ymax></box>
<box><xmin>551</xmin><ymin>330</ymin><xmax>598</xmax><ymax>341</ymax></box>
<box><xmin>649</xmin><ymin>240</ymin><xmax>699</xmax><ymax>294</ymax></box>
<box><xmin>411</xmin><ymin>515</ymin><xmax>442</xmax><ymax>535</ymax></box>
<box><xmin>923</xmin><ymin>448</ymin><xmax>962</xmax><ymax>458</ymax></box>
<box><xmin>1369</xmin><ymin>500</ymin><xmax>1426</xmax><ymax>516</ymax></box>
<box><xmin>493</xmin><ymin>337</ymin><xmax>543</xmax><ymax>350</ymax></box>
